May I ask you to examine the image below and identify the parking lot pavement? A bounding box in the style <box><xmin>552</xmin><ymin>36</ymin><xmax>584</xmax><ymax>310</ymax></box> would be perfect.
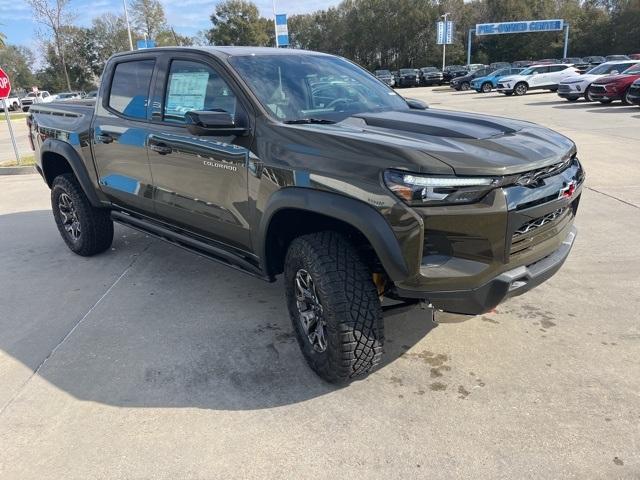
<box><xmin>0</xmin><ymin>114</ymin><xmax>31</xmax><ymax>163</ymax></box>
<box><xmin>1</xmin><ymin>93</ymin><xmax>639</xmax><ymax>479</ymax></box>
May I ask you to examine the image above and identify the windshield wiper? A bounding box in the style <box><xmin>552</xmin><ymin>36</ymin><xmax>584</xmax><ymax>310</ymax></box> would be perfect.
<box><xmin>284</xmin><ymin>118</ymin><xmax>336</xmax><ymax>125</ymax></box>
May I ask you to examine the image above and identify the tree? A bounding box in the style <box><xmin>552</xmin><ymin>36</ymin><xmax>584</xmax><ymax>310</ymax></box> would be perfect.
<box><xmin>0</xmin><ymin>45</ymin><xmax>36</xmax><ymax>91</ymax></box>
<box><xmin>0</xmin><ymin>31</ymin><xmax>6</xmax><ymax>49</ymax></box>
<box><xmin>207</xmin><ymin>0</ymin><xmax>272</xmax><ymax>46</ymax></box>
<box><xmin>91</xmin><ymin>13</ymin><xmax>132</xmax><ymax>70</ymax></box>
<box><xmin>25</xmin><ymin>0</ymin><xmax>74</xmax><ymax>91</ymax></box>
<box><xmin>129</xmin><ymin>0</ymin><xmax>166</xmax><ymax>40</ymax></box>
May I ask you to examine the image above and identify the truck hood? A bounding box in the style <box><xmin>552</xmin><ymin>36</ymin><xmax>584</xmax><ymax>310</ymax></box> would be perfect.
<box><xmin>310</xmin><ymin>109</ymin><xmax>575</xmax><ymax>176</ymax></box>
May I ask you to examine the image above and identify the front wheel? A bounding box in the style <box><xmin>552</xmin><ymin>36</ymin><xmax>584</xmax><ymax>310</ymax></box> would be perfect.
<box><xmin>585</xmin><ymin>86</ymin><xmax>596</xmax><ymax>102</ymax></box>
<box><xmin>460</xmin><ymin>82</ymin><xmax>470</xmax><ymax>91</ymax></box>
<box><xmin>481</xmin><ymin>82</ymin><xmax>492</xmax><ymax>93</ymax></box>
<box><xmin>51</xmin><ymin>174</ymin><xmax>114</xmax><ymax>256</ymax></box>
<box><xmin>514</xmin><ymin>82</ymin><xmax>528</xmax><ymax>96</ymax></box>
<box><xmin>623</xmin><ymin>89</ymin><xmax>633</xmax><ymax>105</ymax></box>
<box><xmin>284</xmin><ymin>232</ymin><xmax>384</xmax><ymax>383</ymax></box>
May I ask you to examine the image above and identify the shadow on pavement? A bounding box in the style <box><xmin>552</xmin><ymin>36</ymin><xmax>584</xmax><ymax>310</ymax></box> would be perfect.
<box><xmin>0</xmin><ymin>210</ymin><xmax>437</xmax><ymax>411</ymax></box>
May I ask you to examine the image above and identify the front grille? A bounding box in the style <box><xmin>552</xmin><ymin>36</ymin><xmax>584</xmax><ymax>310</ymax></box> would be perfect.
<box><xmin>590</xmin><ymin>84</ymin><xmax>606</xmax><ymax>94</ymax></box>
<box><xmin>514</xmin><ymin>156</ymin><xmax>573</xmax><ymax>188</ymax></box>
<box><xmin>513</xmin><ymin>208</ymin><xmax>566</xmax><ymax>236</ymax></box>
<box><xmin>510</xmin><ymin>206</ymin><xmax>574</xmax><ymax>257</ymax></box>
<box><xmin>558</xmin><ymin>84</ymin><xmax>571</xmax><ymax>93</ymax></box>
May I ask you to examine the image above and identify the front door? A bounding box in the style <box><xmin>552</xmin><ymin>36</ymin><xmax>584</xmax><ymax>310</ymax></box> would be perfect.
<box><xmin>529</xmin><ymin>66</ymin><xmax>551</xmax><ymax>88</ymax></box>
<box><xmin>147</xmin><ymin>56</ymin><xmax>253</xmax><ymax>252</ymax></box>
<box><xmin>92</xmin><ymin>57</ymin><xmax>157</xmax><ymax>214</ymax></box>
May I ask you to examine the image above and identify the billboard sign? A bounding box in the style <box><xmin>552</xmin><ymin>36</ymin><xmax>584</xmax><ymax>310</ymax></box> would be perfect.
<box><xmin>275</xmin><ymin>14</ymin><xmax>289</xmax><ymax>47</ymax></box>
<box><xmin>476</xmin><ymin>19</ymin><xmax>564</xmax><ymax>36</ymax></box>
<box><xmin>437</xmin><ymin>21</ymin><xmax>454</xmax><ymax>45</ymax></box>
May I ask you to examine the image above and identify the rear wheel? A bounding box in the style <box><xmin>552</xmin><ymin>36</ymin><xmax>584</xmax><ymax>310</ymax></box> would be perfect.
<box><xmin>284</xmin><ymin>231</ymin><xmax>384</xmax><ymax>383</ymax></box>
<box><xmin>514</xmin><ymin>82</ymin><xmax>528</xmax><ymax>96</ymax></box>
<box><xmin>481</xmin><ymin>82</ymin><xmax>492</xmax><ymax>93</ymax></box>
<box><xmin>51</xmin><ymin>174</ymin><xmax>114</xmax><ymax>256</ymax></box>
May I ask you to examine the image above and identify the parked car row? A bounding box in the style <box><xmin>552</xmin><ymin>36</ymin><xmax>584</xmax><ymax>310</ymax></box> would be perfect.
<box><xmin>374</xmin><ymin>53</ymin><xmax>640</xmax><ymax>92</ymax></box>
<box><xmin>1</xmin><ymin>90</ymin><xmax>96</xmax><ymax>112</ymax></box>
<box><xmin>438</xmin><ymin>57</ymin><xmax>640</xmax><ymax>107</ymax></box>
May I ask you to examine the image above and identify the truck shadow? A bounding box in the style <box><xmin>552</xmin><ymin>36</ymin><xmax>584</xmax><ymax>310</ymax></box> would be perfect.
<box><xmin>0</xmin><ymin>210</ymin><xmax>437</xmax><ymax>412</ymax></box>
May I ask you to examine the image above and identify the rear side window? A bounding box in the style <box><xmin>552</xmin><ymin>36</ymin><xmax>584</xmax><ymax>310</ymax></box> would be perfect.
<box><xmin>108</xmin><ymin>59</ymin><xmax>155</xmax><ymax>119</ymax></box>
<box><xmin>549</xmin><ymin>65</ymin><xmax>566</xmax><ymax>72</ymax></box>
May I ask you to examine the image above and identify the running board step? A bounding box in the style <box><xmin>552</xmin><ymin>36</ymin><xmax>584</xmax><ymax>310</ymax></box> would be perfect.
<box><xmin>111</xmin><ymin>211</ymin><xmax>272</xmax><ymax>282</ymax></box>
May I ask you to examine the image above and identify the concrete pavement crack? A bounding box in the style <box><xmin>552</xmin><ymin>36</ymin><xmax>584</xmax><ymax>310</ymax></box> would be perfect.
<box><xmin>0</xmin><ymin>240</ymin><xmax>154</xmax><ymax>418</ymax></box>
<box><xmin>585</xmin><ymin>186</ymin><xmax>639</xmax><ymax>210</ymax></box>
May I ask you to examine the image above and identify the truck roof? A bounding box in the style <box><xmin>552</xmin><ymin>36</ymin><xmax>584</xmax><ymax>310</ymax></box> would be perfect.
<box><xmin>111</xmin><ymin>46</ymin><xmax>332</xmax><ymax>60</ymax></box>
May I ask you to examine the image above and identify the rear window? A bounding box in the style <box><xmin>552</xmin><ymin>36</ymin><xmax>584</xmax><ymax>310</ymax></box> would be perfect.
<box><xmin>108</xmin><ymin>59</ymin><xmax>155</xmax><ymax>119</ymax></box>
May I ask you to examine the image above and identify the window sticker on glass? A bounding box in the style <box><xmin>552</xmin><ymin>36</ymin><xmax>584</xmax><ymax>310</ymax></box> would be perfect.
<box><xmin>165</xmin><ymin>71</ymin><xmax>210</xmax><ymax>120</ymax></box>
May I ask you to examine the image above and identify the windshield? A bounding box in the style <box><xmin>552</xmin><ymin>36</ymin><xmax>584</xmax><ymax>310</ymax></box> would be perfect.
<box><xmin>27</xmin><ymin>92</ymin><xmax>37</xmax><ymax>97</ymax></box>
<box><xmin>229</xmin><ymin>54</ymin><xmax>408</xmax><ymax>123</ymax></box>
<box><xmin>421</xmin><ymin>67</ymin><xmax>437</xmax><ymax>72</ymax></box>
<box><xmin>491</xmin><ymin>68</ymin><xmax>509</xmax><ymax>77</ymax></box>
<box><xmin>375</xmin><ymin>70</ymin><xmax>391</xmax><ymax>76</ymax></box>
<box><xmin>588</xmin><ymin>62</ymin><xmax>637</xmax><ymax>75</ymax></box>
<box><xmin>399</xmin><ymin>69</ymin><xmax>415</xmax><ymax>74</ymax></box>
<box><xmin>623</xmin><ymin>64</ymin><xmax>640</xmax><ymax>74</ymax></box>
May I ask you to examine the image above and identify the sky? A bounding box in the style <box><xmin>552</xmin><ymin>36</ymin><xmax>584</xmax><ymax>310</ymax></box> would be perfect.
<box><xmin>0</xmin><ymin>0</ymin><xmax>342</xmax><ymax>50</ymax></box>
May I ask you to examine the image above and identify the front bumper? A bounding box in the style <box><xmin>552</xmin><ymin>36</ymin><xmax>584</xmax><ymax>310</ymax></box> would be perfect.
<box><xmin>392</xmin><ymin>226</ymin><xmax>576</xmax><ymax>314</ymax></box>
<box><xmin>388</xmin><ymin>158</ymin><xmax>584</xmax><ymax>315</ymax></box>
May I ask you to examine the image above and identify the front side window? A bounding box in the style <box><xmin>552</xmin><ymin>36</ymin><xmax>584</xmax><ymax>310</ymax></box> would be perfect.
<box><xmin>109</xmin><ymin>59</ymin><xmax>155</xmax><ymax>119</ymax></box>
<box><xmin>229</xmin><ymin>54</ymin><xmax>408</xmax><ymax>123</ymax></box>
<box><xmin>163</xmin><ymin>60</ymin><xmax>237</xmax><ymax>123</ymax></box>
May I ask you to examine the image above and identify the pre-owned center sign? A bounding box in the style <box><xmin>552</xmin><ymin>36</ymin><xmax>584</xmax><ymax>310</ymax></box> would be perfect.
<box><xmin>476</xmin><ymin>19</ymin><xmax>564</xmax><ymax>36</ymax></box>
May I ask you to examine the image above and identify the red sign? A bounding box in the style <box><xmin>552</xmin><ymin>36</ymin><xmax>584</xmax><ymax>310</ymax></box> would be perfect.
<box><xmin>0</xmin><ymin>67</ymin><xmax>11</xmax><ymax>99</ymax></box>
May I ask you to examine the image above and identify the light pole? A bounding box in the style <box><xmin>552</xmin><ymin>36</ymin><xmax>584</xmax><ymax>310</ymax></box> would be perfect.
<box><xmin>123</xmin><ymin>0</ymin><xmax>134</xmax><ymax>51</ymax></box>
<box><xmin>441</xmin><ymin>13</ymin><xmax>450</xmax><ymax>72</ymax></box>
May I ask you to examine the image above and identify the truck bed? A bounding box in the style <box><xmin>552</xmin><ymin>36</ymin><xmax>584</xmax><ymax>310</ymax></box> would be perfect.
<box><xmin>28</xmin><ymin>100</ymin><xmax>95</xmax><ymax>136</ymax></box>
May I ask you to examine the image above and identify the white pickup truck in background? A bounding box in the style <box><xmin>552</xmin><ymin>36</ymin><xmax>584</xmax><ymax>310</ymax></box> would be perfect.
<box><xmin>0</xmin><ymin>94</ymin><xmax>22</xmax><ymax>112</ymax></box>
<box><xmin>20</xmin><ymin>91</ymin><xmax>54</xmax><ymax>111</ymax></box>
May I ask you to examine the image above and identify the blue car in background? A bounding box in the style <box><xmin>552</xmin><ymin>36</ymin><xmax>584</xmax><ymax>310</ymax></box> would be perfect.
<box><xmin>471</xmin><ymin>67</ymin><xmax>524</xmax><ymax>93</ymax></box>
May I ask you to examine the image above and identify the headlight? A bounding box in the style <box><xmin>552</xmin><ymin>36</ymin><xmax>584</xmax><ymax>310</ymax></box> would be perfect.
<box><xmin>383</xmin><ymin>170</ymin><xmax>500</xmax><ymax>206</ymax></box>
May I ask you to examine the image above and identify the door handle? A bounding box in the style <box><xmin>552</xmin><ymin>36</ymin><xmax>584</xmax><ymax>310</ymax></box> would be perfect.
<box><xmin>96</xmin><ymin>133</ymin><xmax>113</xmax><ymax>144</ymax></box>
<box><xmin>149</xmin><ymin>143</ymin><xmax>172</xmax><ymax>155</ymax></box>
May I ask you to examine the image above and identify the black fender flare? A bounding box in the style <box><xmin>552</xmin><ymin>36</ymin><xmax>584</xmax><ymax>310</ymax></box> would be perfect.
<box><xmin>41</xmin><ymin>138</ymin><xmax>102</xmax><ymax>207</ymax></box>
<box><xmin>257</xmin><ymin>188</ymin><xmax>410</xmax><ymax>281</ymax></box>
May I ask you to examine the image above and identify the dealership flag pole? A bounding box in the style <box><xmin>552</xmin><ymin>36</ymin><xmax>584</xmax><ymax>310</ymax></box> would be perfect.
<box><xmin>123</xmin><ymin>0</ymin><xmax>134</xmax><ymax>50</ymax></box>
<box><xmin>272</xmin><ymin>0</ymin><xmax>278</xmax><ymax>47</ymax></box>
<box><xmin>441</xmin><ymin>13</ymin><xmax>450</xmax><ymax>71</ymax></box>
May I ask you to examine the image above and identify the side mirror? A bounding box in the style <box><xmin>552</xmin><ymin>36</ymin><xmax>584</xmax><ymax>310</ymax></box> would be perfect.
<box><xmin>405</xmin><ymin>98</ymin><xmax>428</xmax><ymax>110</ymax></box>
<box><xmin>184</xmin><ymin>110</ymin><xmax>248</xmax><ymax>136</ymax></box>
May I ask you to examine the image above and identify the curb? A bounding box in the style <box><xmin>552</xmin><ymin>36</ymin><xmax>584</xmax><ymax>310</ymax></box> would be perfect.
<box><xmin>0</xmin><ymin>166</ymin><xmax>37</xmax><ymax>176</ymax></box>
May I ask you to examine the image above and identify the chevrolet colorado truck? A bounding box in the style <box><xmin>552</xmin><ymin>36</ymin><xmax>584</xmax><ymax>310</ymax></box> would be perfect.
<box><xmin>27</xmin><ymin>47</ymin><xmax>584</xmax><ymax>383</ymax></box>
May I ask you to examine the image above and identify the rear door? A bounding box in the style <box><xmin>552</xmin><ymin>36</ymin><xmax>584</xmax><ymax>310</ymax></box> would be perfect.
<box><xmin>145</xmin><ymin>52</ymin><xmax>254</xmax><ymax>252</ymax></box>
<box><xmin>92</xmin><ymin>55</ymin><xmax>158</xmax><ymax>213</ymax></box>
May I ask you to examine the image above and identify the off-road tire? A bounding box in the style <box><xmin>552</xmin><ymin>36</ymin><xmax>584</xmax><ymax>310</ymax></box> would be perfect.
<box><xmin>284</xmin><ymin>232</ymin><xmax>384</xmax><ymax>383</ymax></box>
<box><xmin>514</xmin><ymin>82</ymin><xmax>528</xmax><ymax>96</ymax></box>
<box><xmin>51</xmin><ymin>174</ymin><xmax>114</xmax><ymax>256</ymax></box>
